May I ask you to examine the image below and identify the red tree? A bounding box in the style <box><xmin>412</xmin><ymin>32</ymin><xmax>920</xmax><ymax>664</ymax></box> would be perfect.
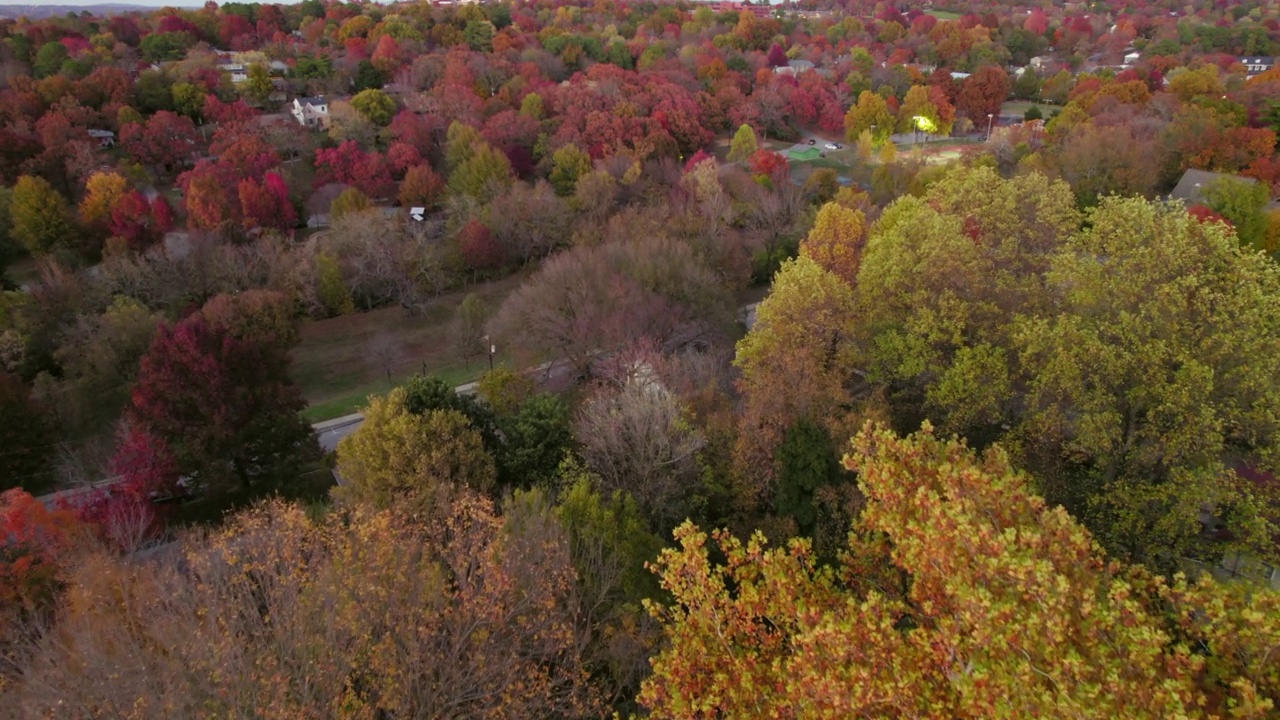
<box><xmin>121</xmin><ymin>111</ymin><xmax>199</xmax><ymax>176</ymax></box>
<box><xmin>458</xmin><ymin>218</ymin><xmax>505</xmax><ymax>272</ymax></box>
<box><xmin>115</xmin><ymin>314</ymin><xmax>316</xmax><ymax>502</ymax></box>
<box><xmin>238</xmin><ymin>171</ymin><xmax>297</xmax><ymax>233</ymax></box>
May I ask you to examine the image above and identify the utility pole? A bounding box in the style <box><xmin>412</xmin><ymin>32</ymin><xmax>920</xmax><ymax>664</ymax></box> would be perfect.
<box><xmin>986</xmin><ymin>113</ymin><xmax>995</xmax><ymax>140</ymax></box>
<box><xmin>481</xmin><ymin>335</ymin><xmax>495</xmax><ymax>372</ymax></box>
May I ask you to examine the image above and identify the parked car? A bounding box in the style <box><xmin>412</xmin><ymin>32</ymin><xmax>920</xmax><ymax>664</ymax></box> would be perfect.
<box><xmin>807</xmin><ymin>138</ymin><xmax>816</xmax><ymax>145</ymax></box>
<box><xmin>824</xmin><ymin>142</ymin><xmax>839</xmax><ymax>150</ymax></box>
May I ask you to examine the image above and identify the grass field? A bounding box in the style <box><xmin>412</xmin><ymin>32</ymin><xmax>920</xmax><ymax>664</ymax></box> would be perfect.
<box><xmin>925</xmin><ymin>9</ymin><xmax>961</xmax><ymax>20</ymax></box>
<box><xmin>292</xmin><ymin>273</ymin><xmax>527</xmax><ymax>422</ymax></box>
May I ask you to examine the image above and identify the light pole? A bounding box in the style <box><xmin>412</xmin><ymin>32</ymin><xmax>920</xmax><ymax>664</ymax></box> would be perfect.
<box><xmin>912</xmin><ymin>115</ymin><xmax>923</xmax><ymax>147</ymax></box>
<box><xmin>986</xmin><ymin>113</ymin><xmax>995</xmax><ymax>141</ymax></box>
<box><xmin>480</xmin><ymin>335</ymin><xmax>495</xmax><ymax>372</ymax></box>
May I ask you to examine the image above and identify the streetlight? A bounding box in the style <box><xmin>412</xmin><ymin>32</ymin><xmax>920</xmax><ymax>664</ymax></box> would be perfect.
<box><xmin>912</xmin><ymin>115</ymin><xmax>923</xmax><ymax>147</ymax></box>
<box><xmin>986</xmin><ymin>112</ymin><xmax>995</xmax><ymax>140</ymax></box>
<box><xmin>480</xmin><ymin>335</ymin><xmax>495</xmax><ymax>372</ymax></box>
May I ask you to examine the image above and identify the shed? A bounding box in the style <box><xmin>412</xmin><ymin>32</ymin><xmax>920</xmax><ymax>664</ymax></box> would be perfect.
<box><xmin>787</xmin><ymin>146</ymin><xmax>821</xmax><ymax>161</ymax></box>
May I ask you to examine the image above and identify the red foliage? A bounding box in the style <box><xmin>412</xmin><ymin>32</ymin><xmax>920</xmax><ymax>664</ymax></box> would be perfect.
<box><xmin>109</xmin><ymin>190</ymin><xmax>171</xmax><ymax>251</ymax></box>
<box><xmin>748</xmin><ymin>149</ymin><xmax>790</xmax><ymax>185</ymax></box>
<box><xmin>458</xmin><ymin>219</ymin><xmax>505</xmax><ymax>272</ymax></box>
<box><xmin>314</xmin><ymin>140</ymin><xmax>394</xmax><ymax>198</ymax></box>
<box><xmin>683</xmin><ymin>149</ymin><xmax>714</xmax><ymax>173</ymax></box>
<box><xmin>1187</xmin><ymin>204</ymin><xmax>1232</xmax><ymax>227</ymax></box>
<box><xmin>121</xmin><ymin>111</ymin><xmax>199</xmax><ymax>174</ymax></box>
<box><xmin>238</xmin><ymin>171</ymin><xmax>297</xmax><ymax>233</ymax></box>
<box><xmin>2</xmin><ymin>489</ymin><xmax>81</xmax><ymax>607</ymax></box>
<box><xmin>389</xmin><ymin>109</ymin><xmax>437</xmax><ymax>156</ymax></box>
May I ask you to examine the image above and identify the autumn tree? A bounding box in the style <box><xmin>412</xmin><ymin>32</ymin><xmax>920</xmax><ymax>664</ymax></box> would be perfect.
<box><xmin>114</xmin><ymin>314</ymin><xmax>317</xmax><ymax>507</ymax></box>
<box><xmin>734</xmin><ymin>255</ymin><xmax>857</xmax><ymax>507</ymax></box>
<box><xmin>798</xmin><ymin>202</ymin><xmax>867</xmax><ymax>285</ymax></box>
<box><xmin>78</xmin><ymin>171</ymin><xmax>129</xmax><ymax>231</ymax></box>
<box><xmin>334</xmin><ymin>387</ymin><xmax>496</xmax><ymax>518</ymax></box>
<box><xmin>955</xmin><ymin>65</ymin><xmax>1011</xmax><ymax>123</ymax></box>
<box><xmin>9</xmin><ymin>176</ymin><xmax>74</xmax><ymax>257</ymax></box>
<box><xmin>549</xmin><ymin>143</ymin><xmax>592</xmax><ymax>196</ymax></box>
<box><xmin>489</xmin><ymin>236</ymin><xmax>734</xmax><ymax>377</ymax></box>
<box><xmin>843</xmin><ymin>90</ymin><xmax>894</xmax><ymax>145</ymax></box>
<box><xmin>1202</xmin><ymin>176</ymin><xmax>1271</xmax><ymax>252</ymax></box>
<box><xmin>398</xmin><ymin>165</ymin><xmax>445</xmax><ymax>209</ymax></box>
<box><xmin>640</xmin><ymin>424</ymin><xmax>1280</xmax><ymax>718</ymax></box>
<box><xmin>329</xmin><ymin>186</ymin><xmax>372</xmax><ymax>220</ymax></box>
<box><xmin>350</xmin><ymin>88</ymin><xmax>395</xmax><ymax>126</ymax></box>
<box><xmin>727</xmin><ymin>123</ymin><xmax>758</xmax><ymax>163</ymax></box>
<box><xmin>447</xmin><ymin>142</ymin><xmax>513</xmax><ymax>201</ymax></box>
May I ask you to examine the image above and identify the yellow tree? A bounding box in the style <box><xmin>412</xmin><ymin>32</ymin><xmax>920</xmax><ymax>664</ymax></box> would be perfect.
<box><xmin>734</xmin><ymin>255</ymin><xmax>858</xmax><ymax>505</ymax></box>
<box><xmin>334</xmin><ymin>387</ymin><xmax>497</xmax><ymax>517</ymax></box>
<box><xmin>798</xmin><ymin>201</ymin><xmax>867</xmax><ymax>285</ymax></box>
<box><xmin>640</xmin><ymin>423</ymin><xmax>1280</xmax><ymax>719</ymax></box>
<box><xmin>842</xmin><ymin>90</ymin><xmax>894</xmax><ymax>145</ymax></box>
<box><xmin>78</xmin><ymin>170</ymin><xmax>128</xmax><ymax>229</ymax></box>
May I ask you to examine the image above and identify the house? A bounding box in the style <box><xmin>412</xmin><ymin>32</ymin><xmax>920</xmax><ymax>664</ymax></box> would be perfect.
<box><xmin>950</xmin><ymin>71</ymin><xmax>971</xmax><ymax>80</ymax></box>
<box><xmin>218</xmin><ymin>62</ymin><xmax>248</xmax><ymax>83</ymax></box>
<box><xmin>1239</xmin><ymin>56</ymin><xmax>1275</xmax><ymax>76</ymax></box>
<box><xmin>1123</xmin><ymin>51</ymin><xmax>1140</xmax><ymax>66</ymax></box>
<box><xmin>774</xmin><ymin>59</ymin><xmax>815</xmax><ymax>76</ymax></box>
<box><xmin>1169</xmin><ymin>169</ymin><xmax>1258</xmax><ymax>206</ymax></box>
<box><xmin>711</xmin><ymin>1</ymin><xmax>774</xmax><ymax>18</ymax></box>
<box><xmin>292</xmin><ymin>96</ymin><xmax>330</xmax><ymax>128</ymax></box>
<box><xmin>87</xmin><ymin>129</ymin><xmax>115</xmax><ymax>148</ymax></box>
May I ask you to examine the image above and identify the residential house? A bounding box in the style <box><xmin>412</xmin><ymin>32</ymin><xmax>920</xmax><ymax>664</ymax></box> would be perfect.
<box><xmin>218</xmin><ymin>61</ymin><xmax>248</xmax><ymax>84</ymax></box>
<box><xmin>292</xmin><ymin>96</ymin><xmax>330</xmax><ymax>128</ymax></box>
<box><xmin>774</xmin><ymin>59</ymin><xmax>815</xmax><ymax>76</ymax></box>
<box><xmin>1239</xmin><ymin>56</ymin><xmax>1275</xmax><ymax>76</ymax></box>
<box><xmin>1170</xmin><ymin>168</ymin><xmax>1260</xmax><ymax>206</ymax></box>
<box><xmin>87</xmin><ymin>129</ymin><xmax>115</xmax><ymax>148</ymax></box>
<box><xmin>711</xmin><ymin>1</ymin><xmax>774</xmax><ymax>18</ymax></box>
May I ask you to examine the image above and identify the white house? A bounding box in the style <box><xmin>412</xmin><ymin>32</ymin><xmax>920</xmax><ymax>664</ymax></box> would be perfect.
<box><xmin>87</xmin><ymin>129</ymin><xmax>115</xmax><ymax>148</ymax></box>
<box><xmin>218</xmin><ymin>62</ymin><xmax>248</xmax><ymax>83</ymax></box>
<box><xmin>774</xmin><ymin>59</ymin><xmax>815</xmax><ymax>76</ymax></box>
<box><xmin>1239</xmin><ymin>56</ymin><xmax>1275</xmax><ymax>76</ymax></box>
<box><xmin>292</xmin><ymin>96</ymin><xmax>330</xmax><ymax>128</ymax></box>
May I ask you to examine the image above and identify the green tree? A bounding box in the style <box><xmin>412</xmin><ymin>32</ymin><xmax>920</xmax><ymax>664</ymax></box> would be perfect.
<box><xmin>773</xmin><ymin>418</ymin><xmax>840</xmax><ymax>536</ymax></box>
<box><xmin>334</xmin><ymin>388</ymin><xmax>497</xmax><ymax>517</ymax></box>
<box><xmin>448</xmin><ymin>143</ymin><xmax>514</xmax><ymax>201</ymax></box>
<box><xmin>640</xmin><ymin>424</ymin><xmax>1280</xmax><ymax>719</ymax></box>
<box><xmin>315</xmin><ymin>252</ymin><xmax>354</xmax><ymax>316</ymax></box>
<box><xmin>495</xmin><ymin>393</ymin><xmax>573</xmax><ymax>489</ymax></box>
<box><xmin>548</xmin><ymin>143</ymin><xmax>592</xmax><ymax>196</ymax></box>
<box><xmin>1202</xmin><ymin>176</ymin><xmax>1270</xmax><ymax>253</ymax></box>
<box><xmin>843</xmin><ymin>90</ymin><xmax>894</xmax><ymax>145</ymax></box>
<box><xmin>32</xmin><ymin>41</ymin><xmax>68</xmax><ymax>79</ymax></box>
<box><xmin>350</xmin><ymin>88</ymin><xmax>395</xmax><ymax>126</ymax></box>
<box><xmin>519</xmin><ymin>92</ymin><xmax>544</xmax><ymax>120</ymax></box>
<box><xmin>463</xmin><ymin>20</ymin><xmax>496</xmax><ymax>51</ymax></box>
<box><xmin>241</xmin><ymin>63</ymin><xmax>273</xmax><ymax>105</ymax></box>
<box><xmin>444</xmin><ymin>121</ymin><xmax>484</xmax><ymax>170</ymax></box>
<box><xmin>10</xmin><ymin>176</ymin><xmax>75</xmax><ymax>257</ymax></box>
<box><xmin>727</xmin><ymin>123</ymin><xmax>758</xmax><ymax>163</ymax></box>
<box><xmin>170</xmin><ymin>82</ymin><xmax>206</xmax><ymax>120</ymax></box>
<box><xmin>328</xmin><ymin>187</ymin><xmax>371</xmax><ymax>220</ymax></box>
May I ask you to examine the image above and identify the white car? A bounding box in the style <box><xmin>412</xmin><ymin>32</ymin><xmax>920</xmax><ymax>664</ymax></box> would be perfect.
<box><xmin>824</xmin><ymin>142</ymin><xmax>839</xmax><ymax>150</ymax></box>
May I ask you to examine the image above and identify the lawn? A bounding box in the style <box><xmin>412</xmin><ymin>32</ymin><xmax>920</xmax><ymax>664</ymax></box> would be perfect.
<box><xmin>292</xmin><ymin>273</ymin><xmax>527</xmax><ymax>422</ymax></box>
<box><xmin>925</xmin><ymin>9</ymin><xmax>961</xmax><ymax>20</ymax></box>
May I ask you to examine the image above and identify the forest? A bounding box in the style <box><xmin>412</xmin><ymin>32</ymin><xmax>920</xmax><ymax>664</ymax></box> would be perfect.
<box><xmin>2</xmin><ymin>0</ymin><xmax>1280</xmax><ymax>716</ymax></box>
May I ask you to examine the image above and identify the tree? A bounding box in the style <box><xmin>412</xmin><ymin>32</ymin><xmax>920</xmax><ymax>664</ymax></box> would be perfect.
<box><xmin>727</xmin><ymin>123</ymin><xmax>758</xmax><ymax>163</ymax></box>
<box><xmin>170</xmin><ymin>82</ymin><xmax>206</xmax><ymax>120</ymax></box>
<box><xmin>329</xmin><ymin>187</ymin><xmax>372</xmax><ymax>220</ymax></box>
<box><xmin>0</xmin><ymin>372</ymin><xmax>53</xmax><ymax>492</ymax></box>
<box><xmin>32</xmin><ymin>41</ymin><xmax>68</xmax><ymax>79</ymax></box>
<box><xmin>734</xmin><ymin>255</ymin><xmax>857</xmax><ymax>506</ymax></box>
<box><xmin>451</xmin><ymin>293</ymin><xmax>490</xmax><ymax>367</ymax></box>
<box><xmin>78</xmin><ymin>171</ymin><xmax>129</xmax><ymax>229</ymax></box>
<box><xmin>9</xmin><ymin>176</ymin><xmax>74</xmax><ymax>257</ymax></box>
<box><xmin>774</xmin><ymin>418</ymin><xmax>840</xmax><ymax>536</ymax></box>
<box><xmin>843</xmin><ymin>90</ymin><xmax>894</xmax><ymax>145</ymax></box>
<box><xmin>798</xmin><ymin>202</ymin><xmax>867</xmax><ymax>285</ymax></box>
<box><xmin>576</xmin><ymin>375</ymin><xmax>705</xmax><ymax>532</ymax></box>
<box><xmin>1202</xmin><ymin>176</ymin><xmax>1271</xmax><ymax>252</ymax></box>
<box><xmin>241</xmin><ymin>64</ymin><xmax>273</xmax><ymax>105</ymax></box>
<box><xmin>0</xmin><ymin>488</ymin><xmax>82</xmax><ymax>644</ymax></box>
<box><xmin>897</xmin><ymin>84</ymin><xmax>939</xmax><ymax>134</ymax></box>
<box><xmin>955</xmin><ymin>65</ymin><xmax>1011</xmax><ymax>122</ymax></box>
<box><xmin>496</xmin><ymin>393</ymin><xmax>574</xmax><ymax>490</ymax></box>
<box><xmin>398</xmin><ymin>165</ymin><xmax>445</xmax><ymax>209</ymax></box>
<box><xmin>121</xmin><ymin>111</ymin><xmax>198</xmax><ymax>177</ymax></box>
<box><xmin>640</xmin><ymin>424</ymin><xmax>1280</xmax><ymax>719</ymax></box>
<box><xmin>334</xmin><ymin>388</ymin><xmax>497</xmax><ymax>518</ymax></box>
<box><xmin>457</xmin><ymin>218</ymin><xmax>504</xmax><ymax>273</ymax></box>
<box><xmin>8</xmin><ymin>497</ymin><xmax>600</xmax><ymax>718</ymax></box>
<box><xmin>350</xmin><ymin>88</ymin><xmax>395</xmax><ymax>126</ymax></box>
<box><xmin>489</xmin><ymin>237</ymin><xmax>734</xmax><ymax>377</ymax></box>
<box><xmin>549</xmin><ymin>144</ymin><xmax>592</xmax><ymax>197</ymax></box>
<box><xmin>237</xmin><ymin>172</ymin><xmax>296</xmax><ymax>232</ymax></box>
<box><xmin>116</xmin><ymin>314</ymin><xmax>317</xmax><ymax>505</ymax></box>
<box><xmin>447</xmin><ymin>142</ymin><xmax>513</xmax><ymax>201</ymax></box>
<box><xmin>464</xmin><ymin>19</ymin><xmax>496</xmax><ymax>51</ymax></box>
<box><xmin>315</xmin><ymin>252</ymin><xmax>355</xmax><ymax>316</ymax></box>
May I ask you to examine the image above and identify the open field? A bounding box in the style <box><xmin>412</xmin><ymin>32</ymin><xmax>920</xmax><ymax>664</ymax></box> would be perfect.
<box><xmin>292</xmin><ymin>273</ymin><xmax>527</xmax><ymax>422</ymax></box>
<box><xmin>925</xmin><ymin>9</ymin><xmax>961</xmax><ymax>20</ymax></box>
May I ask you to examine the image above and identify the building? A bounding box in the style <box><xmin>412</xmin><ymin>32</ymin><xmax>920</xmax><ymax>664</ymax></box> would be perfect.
<box><xmin>711</xmin><ymin>1</ymin><xmax>774</xmax><ymax>18</ymax></box>
<box><xmin>1123</xmin><ymin>51</ymin><xmax>1140</xmax><ymax>66</ymax></box>
<box><xmin>774</xmin><ymin>59</ymin><xmax>815</xmax><ymax>76</ymax></box>
<box><xmin>218</xmin><ymin>61</ymin><xmax>248</xmax><ymax>83</ymax></box>
<box><xmin>87</xmin><ymin>129</ymin><xmax>115</xmax><ymax>148</ymax></box>
<box><xmin>292</xmin><ymin>96</ymin><xmax>330</xmax><ymax>128</ymax></box>
<box><xmin>1239</xmin><ymin>56</ymin><xmax>1275</xmax><ymax>76</ymax></box>
<box><xmin>1169</xmin><ymin>169</ymin><xmax>1259</xmax><ymax>206</ymax></box>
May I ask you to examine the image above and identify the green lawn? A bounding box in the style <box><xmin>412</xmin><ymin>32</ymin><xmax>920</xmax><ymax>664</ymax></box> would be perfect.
<box><xmin>292</xmin><ymin>273</ymin><xmax>527</xmax><ymax>423</ymax></box>
<box><xmin>925</xmin><ymin>9</ymin><xmax>961</xmax><ymax>20</ymax></box>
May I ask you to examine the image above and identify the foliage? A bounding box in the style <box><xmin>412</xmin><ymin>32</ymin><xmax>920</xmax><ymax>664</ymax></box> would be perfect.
<box><xmin>549</xmin><ymin>143</ymin><xmax>592</xmax><ymax>196</ymax></box>
<box><xmin>798</xmin><ymin>201</ymin><xmax>867</xmax><ymax>285</ymax></box>
<box><xmin>640</xmin><ymin>424</ymin><xmax>1280</xmax><ymax>719</ymax></box>
<box><xmin>328</xmin><ymin>187</ymin><xmax>373</xmax><ymax>220</ymax></box>
<box><xmin>350</xmin><ymin>88</ymin><xmax>396</xmax><ymax>126</ymax></box>
<box><xmin>10</xmin><ymin>176</ymin><xmax>74</xmax><ymax>257</ymax></box>
<box><xmin>334</xmin><ymin>388</ymin><xmax>497</xmax><ymax>518</ymax></box>
<box><xmin>727</xmin><ymin>124</ymin><xmax>758</xmax><ymax>163</ymax></box>
<box><xmin>1202</xmin><ymin>176</ymin><xmax>1271</xmax><ymax>253</ymax></box>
